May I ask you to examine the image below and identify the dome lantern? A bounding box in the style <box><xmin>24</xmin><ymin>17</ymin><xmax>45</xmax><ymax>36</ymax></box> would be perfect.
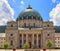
<box><xmin>27</xmin><ymin>4</ymin><xmax>32</xmax><ymax>9</ymax></box>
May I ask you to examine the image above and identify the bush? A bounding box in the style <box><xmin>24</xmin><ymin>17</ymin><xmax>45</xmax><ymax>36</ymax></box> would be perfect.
<box><xmin>4</xmin><ymin>42</ymin><xmax>9</xmax><ymax>49</ymax></box>
<box><xmin>46</xmin><ymin>40</ymin><xmax>52</xmax><ymax>48</ymax></box>
<box><xmin>23</xmin><ymin>42</ymin><xmax>30</xmax><ymax>49</ymax></box>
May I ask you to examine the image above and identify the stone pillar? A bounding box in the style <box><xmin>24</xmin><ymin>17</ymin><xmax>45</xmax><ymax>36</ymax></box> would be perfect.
<box><xmin>22</xmin><ymin>34</ymin><xmax>23</xmax><ymax>47</ymax></box>
<box><xmin>37</xmin><ymin>34</ymin><xmax>38</xmax><ymax>48</ymax></box>
<box><xmin>32</xmin><ymin>34</ymin><xmax>34</xmax><ymax>48</ymax></box>
<box><xmin>26</xmin><ymin>34</ymin><xmax>28</xmax><ymax>43</ymax></box>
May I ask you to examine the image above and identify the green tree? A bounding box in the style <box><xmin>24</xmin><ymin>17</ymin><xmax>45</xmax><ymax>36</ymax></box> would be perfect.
<box><xmin>23</xmin><ymin>42</ymin><xmax>30</xmax><ymax>49</ymax></box>
<box><xmin>4</xmin><ymin>42</ymin><xmax>9</xmax><ymax>51</ymax></box>
<box><xmin>46</xmin><ymin>40</ymin><xmax>52</xmax><ymax>48</ymax></box>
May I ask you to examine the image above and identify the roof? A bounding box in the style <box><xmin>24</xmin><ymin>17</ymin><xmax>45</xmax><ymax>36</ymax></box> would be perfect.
<box><xmin>0</xmin><ymin>26</ymin><xmax>6</xmax><ymax>33</ymax></box>
<box><xmin>0</xmin><ymin>33</ymin><xmax>5</xmax><ymax>37</ymax></box>
<box><xmin>16</xmin><ymin>4</ymin><xmax>43</xmax><ymax>21</ymax></box>
<box><xmin>55</xmin><ymin>33</ymin><xmax>60</xmax><ymax>37</ymax></box>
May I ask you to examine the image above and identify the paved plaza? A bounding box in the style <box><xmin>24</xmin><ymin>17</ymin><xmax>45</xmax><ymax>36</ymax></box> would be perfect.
<box><xmin>0</xmin><ymin>49</ymin><xmax>60</xmax><ymax>51</ymax></box>
<box><xmin>0</xmin><ymin>49</ymin><xmax>24</xmax><ymax>51</ymax></box>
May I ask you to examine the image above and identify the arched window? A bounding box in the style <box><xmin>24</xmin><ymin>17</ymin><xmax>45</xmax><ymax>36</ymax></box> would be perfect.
<box><xmin>11</xmin><ymin>24</ymin><xmax>13</xmax><ymax>27</ymax></box>
<box><xmin>32</xmin><ymin>16</ymin><xmax>33</xmax><ymax>19</ymax></box>
<box><xmin>24</xmin><ymin>34</ymin><xmax>26</xmax><ymax>37</ymax></box>
<box><xmin>20</xmin><ymin>17</ymin><xmax>22</xmax><ymax>20</ymax></box>
<box><xmin>38</xmin><ymin>34</ymin><xmax>41</xmax><ymax>37</ymax></box>
<box><xmin>34</xmin><ymin>34</ymin><xmax>37</xmax><ymax>37</ymax></box>
<box><xmin>24</xmin><ymin>23</ymin><xmax>26</xmax><ymax>27</ymax></box>
<box><xmin>22</xmin><ymin>17</ymin><xmax>23</xmax><ymax>20</ymax></box>
<box><xmin>27</xmin><ymin>16</ymin><xmax>28</xmax><ymax>19</ymax></box>
<box><xmin>47</xmin><ymin>24</ymin><xmax>49</xmax><ymax>27</ymax></box>
<box><xmin>47</xmin><ymin>34</ymin><xmax>50</xmax><ymax>36</ymax></box>
<box><xmin>34</xmin><ymin>23</ymin><xmax>35</xmax><ymax>27</ymax></box>
<box><xmin>10</xmin><ymin>40</ymin><xmax>13</xmax><ymax>46</ymax></box>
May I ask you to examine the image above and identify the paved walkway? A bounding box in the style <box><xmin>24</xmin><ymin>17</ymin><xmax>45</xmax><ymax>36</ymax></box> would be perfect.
<box><xmin>0</xmin><ymin>49</ymin><xmax>25</xmax><ymax>51</ymax></box>
<box><xmin>0</xmin><ymin>49</ymin><xmax>60</xmax><ymax>51</ymax></box>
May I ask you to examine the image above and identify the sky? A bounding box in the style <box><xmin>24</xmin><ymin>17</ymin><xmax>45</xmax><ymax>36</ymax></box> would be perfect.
<box><xmin>0</xmin><ymin>0</ymin><xmax>60</xmax><ymax>26</ymax></box>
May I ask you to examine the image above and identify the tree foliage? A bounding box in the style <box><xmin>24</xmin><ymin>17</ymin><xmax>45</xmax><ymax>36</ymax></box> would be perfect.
<box><xmin>46</xmin><ymin>40</ymin><xmax>52</xmax><ymax>48</ymax></box>
<box><xmin>54</xmin><ymin>26</ymin><xmax>60</xmax><ymax>33</ymax></box>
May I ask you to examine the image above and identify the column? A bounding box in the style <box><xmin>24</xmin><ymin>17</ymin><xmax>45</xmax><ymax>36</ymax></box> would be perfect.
<box><xmin>26</xmin><ymin>34</ymin><xmax>28</xmax><ymax>43</ymax></box>
<box><xmin>22</xmin><ymin>34</ymin><xmax>23</xmax><ymax>47</ymax></box>
<box><xmin>32</xmin><ymin>34</ymin><xmax>34</xmax><ymax>48</ymax></box>
<box><xmin>37</xmin><ymin>34</ymin><xmax>38</xmax><ymax>48</ymax></box>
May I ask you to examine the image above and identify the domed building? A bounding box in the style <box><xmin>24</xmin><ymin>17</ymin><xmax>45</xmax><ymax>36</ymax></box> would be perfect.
<box><xmin>5</xmin><ymin>4</ymin><xmax>55</xmax><ymax>48</ymax></box>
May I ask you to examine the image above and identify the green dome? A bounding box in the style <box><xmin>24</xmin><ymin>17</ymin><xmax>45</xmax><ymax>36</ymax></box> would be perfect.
<box><xmin>16</xmin><ymin>4</ymin><xmax>43</xmax><ymax>21</ymax></box>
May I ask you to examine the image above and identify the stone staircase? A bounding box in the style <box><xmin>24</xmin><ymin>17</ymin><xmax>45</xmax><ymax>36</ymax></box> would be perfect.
<box><xmin>25</xmin><ymin>49</ymin><xmax>40</xmax><ymax>51</ymax></box>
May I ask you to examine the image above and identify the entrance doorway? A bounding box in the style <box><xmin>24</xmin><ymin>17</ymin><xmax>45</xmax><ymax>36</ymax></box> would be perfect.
<box><xmin>29</xmin><ymin>42</ymin><xmax>31</xmax><ymax>48</ymax></box>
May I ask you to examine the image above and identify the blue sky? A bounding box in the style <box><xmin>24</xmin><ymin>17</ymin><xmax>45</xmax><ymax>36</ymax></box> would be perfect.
<box><xmin>8</xmin><ymin>0</ymin><xmax>59</xmax><ymax>20</ymax></box>
<box><xmin>0</xmin><ymin>0</ymin><xmax>60</xmax><ymax>26</ymax></box>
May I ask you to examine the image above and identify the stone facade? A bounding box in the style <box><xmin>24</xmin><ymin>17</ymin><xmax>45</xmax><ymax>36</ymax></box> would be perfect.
<box><xmin>4</xmin><ymin>5</ymin><xmax>55</xmax><ymax>48</ymax></box>
<box><xmin>5</xmin><ymin>20</ymin><xmax>55</xmax><ymax>48</ymax></box>
<box><xmin>0</xmin><ymin>33</ymin><xmax>5</xmax><ymax>48</ymax></box>
<box><xmin>55</xmin><ymin>33</ymin><xmax>60</xmax><ymax>48</ymax></box>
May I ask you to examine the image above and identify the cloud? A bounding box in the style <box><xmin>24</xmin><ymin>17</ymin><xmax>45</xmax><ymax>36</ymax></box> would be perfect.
<box><xmin>52</xmin><ymin>0</ymin><xmax>56</xmax><ymax>3</ymax></box>
<box><xmin>12</xmin><ymin>0</ymin><xmax>15</xmax><ymax>3</ymax></box>
<box><xmin>49</xmin><ymin>3</ymin><xmax>60</xmax><ymax>26</ymax></box>
<box><xmin>20</xmin><ymin>0</ymin><xmax>24</xmax><ymax>5</ymax></box>
<box><xmin>0</xmin><ymin>0</ymin><xmax>14</xmax><ymax>25</ymax></box>
<box><xmin>20</xmin><ymin>0</ymin><xmax>24</xmax><ymax>8</ymax></box>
